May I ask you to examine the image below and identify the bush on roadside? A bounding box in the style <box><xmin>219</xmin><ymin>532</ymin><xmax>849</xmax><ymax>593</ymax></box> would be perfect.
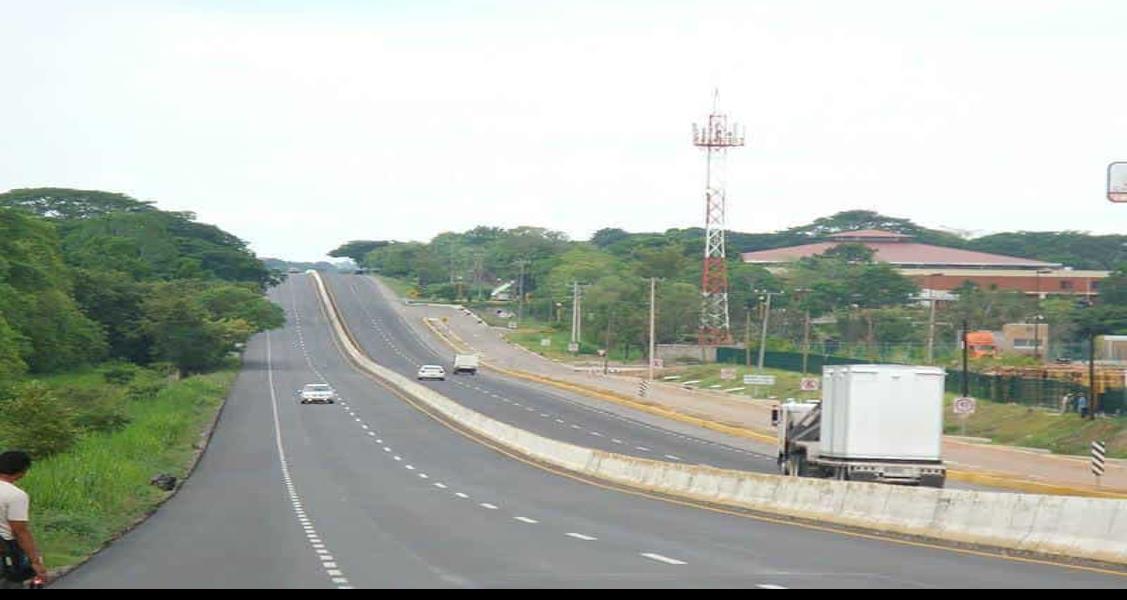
<box><xmin>0</xmin><ymin>382</ymin><xmax>79</xmax><ymax>458</ymax></box>
<box><xmin>100</xmin><ymin>363</ymin><xmax>140</xmax><ymax>385</ymax></box>
<box><xmin>59</xmin><ymin>385</ymin><xmax>130</xmax><ymax>434</ymax></box>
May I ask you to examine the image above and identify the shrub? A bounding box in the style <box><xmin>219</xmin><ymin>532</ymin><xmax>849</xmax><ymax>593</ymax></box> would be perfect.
<box><xmin>0</xmin><ymin>383</ymin><xmax>79</xmax><ymax>458</ymax></box>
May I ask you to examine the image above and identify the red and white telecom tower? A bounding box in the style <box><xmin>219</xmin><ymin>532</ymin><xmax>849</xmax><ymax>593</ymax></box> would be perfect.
<box><xmin>693</xmin><ymin>92</ymin><xmax>745</xmax><ymax>345</ymax></box>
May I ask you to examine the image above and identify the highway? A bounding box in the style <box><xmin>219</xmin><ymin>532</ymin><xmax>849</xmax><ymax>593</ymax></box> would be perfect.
<box><xmin>324</xmin><ymin>272</ymin><xmax>783</xmax><ymax>472</ymax></box>
<box><xmin>57</xmin><ymin>274</ymin><xmax>1126</xmax><ymax>587</ymax></box>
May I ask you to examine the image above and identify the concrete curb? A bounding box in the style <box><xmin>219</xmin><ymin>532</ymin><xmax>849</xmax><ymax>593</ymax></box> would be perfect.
<box><xmin>317</xmin><ymin>273</ymin><xmax>1127</xmax><ymax>566</ymax></box>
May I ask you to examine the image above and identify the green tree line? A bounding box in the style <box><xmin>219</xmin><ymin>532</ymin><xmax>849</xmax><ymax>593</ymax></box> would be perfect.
<box><xmin>332</xmin><ymin>210</ymin><xmax>1126</xmax><ymax>360</ymax></box>
<box><xmin>0</xmin><ymin>188</ymin><xmax>284</xmax><ymax>378</ymax></box>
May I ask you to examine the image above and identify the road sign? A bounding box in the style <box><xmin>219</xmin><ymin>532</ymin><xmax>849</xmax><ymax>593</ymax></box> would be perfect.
<box><xmin>1109</xmin><ymin>162</ymin><xmax>1127</xmax><ymax>203</ymax></box>
<box><xmin>720</xmin><ymin>368</ymin><xmax>737</xmax><ymax>380</ymax></box>
<box><xmin>743</xmin><ymin>374</ymin><xmax>776</xmax><ymax>386</ymax></box>
<box><xmin>540</xmin><ymin>338</ymin><xmax>551</xmax><ymax>347</ymax></box>
<box><xmin>799</xmin><ymin>377</ymin><xmax>819</xmax><ymax>392</ymax></box>
<box><xmin>953</xmin><ymin>396</ymin><xmax>976</xmax><ymax>415</ymax></box>
<box><xmin>1091</xmin><ymin>440</ymin><xmax>1106</xmax><ymax>479</ymax></box>
<box><xmin>568</xmin><ymin>342</ymin><xmax>579</xmax><ymax>353</ymax></box>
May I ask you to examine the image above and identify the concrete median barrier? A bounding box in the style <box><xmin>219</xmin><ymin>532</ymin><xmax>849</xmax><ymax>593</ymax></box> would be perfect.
<box><xmin>313</xmin><ymin>272</ymin><xmax>1127</xmax><ymax>566</ymax></box>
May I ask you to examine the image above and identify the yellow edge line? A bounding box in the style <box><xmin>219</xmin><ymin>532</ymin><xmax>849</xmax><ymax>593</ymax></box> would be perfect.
<box><xmin>338</xmin><ymin>314</ymin><xmax>1127</xmax><ymax>575</ymax></box>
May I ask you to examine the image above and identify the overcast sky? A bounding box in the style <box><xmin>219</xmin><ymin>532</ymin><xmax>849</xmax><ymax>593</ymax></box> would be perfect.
<box><xmin>2</xmin><ymin>1</ymin><xmax>1125</xmax><ymax>261</ymax></box>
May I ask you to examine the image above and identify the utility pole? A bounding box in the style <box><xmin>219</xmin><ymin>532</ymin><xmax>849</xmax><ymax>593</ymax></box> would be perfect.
<box><xmin>961</xmin><ymin>319</ymin><xmax>970</xmax><ymax>398</ymax></box>
<box><xmin>925</xmin><ymin>273</ymin><xmax>942</xmax><ymax>364</ymax></box>
<box><xmin>755</xmin><ymin>291</ymin><xmax>781</xmax><ymax>371</ymax></box>
<box><xmin>802</xmin><ymin>309</ymin><xmax>811</xmax><ymax>375</ymax></box>
<box><xmin>516</xmin><ymin>260</ymin><xmax>529</xmax><ymax>327</ymax></box>
<box><xmin>648</xmin><ymin>277</ymin><xmax>657</xmax><ymax>381</ymax></box>
<box><xmin>570</xmin><ymin>281</ymin><xmax>581</xmax><ymax>353</ymax></box>
<box><xmin>745</xmin><ymin>310</ymin><xmax>752</xmax><ymax>367</ymax></box>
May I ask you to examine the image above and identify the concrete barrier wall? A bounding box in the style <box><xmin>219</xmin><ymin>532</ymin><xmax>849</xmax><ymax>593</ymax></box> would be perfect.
<box><xmin>312</xmin><ymin>273</ymin><xmax>1127</xmax><ymax>565</ymax></box>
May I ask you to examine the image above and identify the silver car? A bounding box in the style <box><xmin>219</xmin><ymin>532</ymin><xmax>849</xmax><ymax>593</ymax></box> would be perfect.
<box><xmin>416</xmin><ymin>365</ymin><xmax>446</xmax><ymax>381</ymax></box>
<box><xmin>299</xmin><ymin>383</ymin><xmax>337</xmax><ymax>404</ymax></box>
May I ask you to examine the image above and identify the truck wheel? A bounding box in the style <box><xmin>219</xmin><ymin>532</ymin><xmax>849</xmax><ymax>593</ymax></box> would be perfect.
<box><xmin>787</xmin><ymin>455</ymin><xmax>806</xmax><ymax>478</ymax></box>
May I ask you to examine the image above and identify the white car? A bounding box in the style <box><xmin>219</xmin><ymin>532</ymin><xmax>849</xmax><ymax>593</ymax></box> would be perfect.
<box><xmin>417</xmin><ymin>365</ymin><xmax>446</xmax><ymax>381</ymax></box>
<box><xmin>299</xmin><ymin>383</ymin><xmax>337</xmax><ymax>404</ymax></box>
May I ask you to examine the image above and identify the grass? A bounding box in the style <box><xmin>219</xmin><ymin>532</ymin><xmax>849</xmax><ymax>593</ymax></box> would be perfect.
<box><xmin>11</xmin><ymin>368</ymin><xmax>236</xmax><ymax>569</ymax></box>
<box><xmin>374</xmin><ymin>274</ymin><xmax>419</xmax><ymax>299</ymax></box>
<box><xmin>942</xmin><ymin>394</ymin><xmax>1127</xmax><ymax>458</ymax></box>
<box><xmin>662</xmin><ymin>364</ymin><xmax>822</xmax><ymax>401</ymax></box>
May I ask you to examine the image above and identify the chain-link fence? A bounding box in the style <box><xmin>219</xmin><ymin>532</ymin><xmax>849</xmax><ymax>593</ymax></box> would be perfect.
<box><xmin>716</xmin><ymin>347</ymin><xmax>1126</xmax><ymax>415</ymax></box>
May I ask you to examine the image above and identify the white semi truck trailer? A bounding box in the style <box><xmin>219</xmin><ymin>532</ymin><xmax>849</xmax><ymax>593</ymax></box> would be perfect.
<box><xmin>771</xmin><ymin>364</ymin><xmax>947</xmax><ymax>488</ymax></box>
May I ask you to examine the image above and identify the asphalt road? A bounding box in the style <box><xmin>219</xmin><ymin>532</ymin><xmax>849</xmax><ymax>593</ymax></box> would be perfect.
<box><xmin>56</xmin><ymin>275</ymin><xmax>1127</xmax><ymax>588</ymax></box>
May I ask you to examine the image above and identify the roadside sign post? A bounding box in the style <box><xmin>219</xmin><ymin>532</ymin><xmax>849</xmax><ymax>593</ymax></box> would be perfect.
<box><xmin>799</xmin><ymin>377</ymin><xmax>819</xmax><ymax>394</ymax></box>
<box><xmin>954</xmin><ymin>396</ymin><xmax>976</xmax><ymax>436</ymax></box>
<box><xmin>743</xmin><ymin>373</ymin><xmax>776</xmax><ymax>399</ymax></box>
<box><xmin>1091</xmin><ymin>440</ymin><xmax>1107</xmax><ymax>487</ymax></box>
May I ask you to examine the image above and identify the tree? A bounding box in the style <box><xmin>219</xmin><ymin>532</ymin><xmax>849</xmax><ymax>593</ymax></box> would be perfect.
<box><xmin>0</xmin><ymin>187</ymin><xmax>155</xmax><ymax>220</ymax></box>
<box><xmin>329</xmin><ymin>240</ymin><xmax>391</xmax><ymax>264</ymax></box>
<box><xmin>820</xmin><ymin>242</ymin><xmax>875</xmax><ymax>263</ymax></box>
<box><xmin>590</xmin><ymin>228</ymin><xmax>630</xmax><ymax>249</ymax></box>
<box><xmin>141</xmin><ymin>282</ymin><xmax>283</xmax><ymax>375</ymax></box>
<box><xmin>967</xmin><ymin>232</ymin><xmax>1127</xmax><ymax>271</ymax></box>
<box><xmin>1098</xmin><ymin>266</ymin><xmax>1127</xmax><ymax>305</ymax></box>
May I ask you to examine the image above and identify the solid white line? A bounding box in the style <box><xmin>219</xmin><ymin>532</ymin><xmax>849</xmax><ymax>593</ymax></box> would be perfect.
<box><xmin>756</xmin><ymin>584</ymin><xmax>788</xmax><ymax>589</ymax></box>
<box><xmin>514</xmin><ymin>517</ymin><xmax>539</xmax><ymax>524</ymax></box>
<box><xmin>565</xmin><ymin>533</ymin><xmax>598</xmax><ymax>541</ymax></box>
<box><xmin>641</xmin><ymin>553</ymin><xmax>686</xmax><ymax>565</ymax></box>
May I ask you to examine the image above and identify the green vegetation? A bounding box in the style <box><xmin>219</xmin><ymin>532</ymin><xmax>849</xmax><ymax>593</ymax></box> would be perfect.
<box><xmin>2</xmin><ymin>367</ymin><xmax>236</xmax><ymax>567</ymax></box>
<box><xmin>0</xmin><ymin>187</ymin><xmax>282</xmax><ymax>570</ymax></box>
<box><xmin>0</xmin><ymin>188</ymin><xmax>283</xmax><ymax>376</ymax></box>
<box><xmin>663</xmin><ymin>364</ymin><xmax>821</xmax><ymax>401</ymax></box>
<box><xmin>943</xmin><ymin>395</ymin><xmax>1127</xmax><ymax>458</ymax></box>
<box><xmin>339</xmin><ymin>209</ymin><xmax>1127</xmax><ymax>366</ymax></box>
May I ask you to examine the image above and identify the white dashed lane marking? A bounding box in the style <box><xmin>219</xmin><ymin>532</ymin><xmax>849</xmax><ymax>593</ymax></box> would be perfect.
<box><xmin>565</xmin><ymin>533</ymin><xmax>598</xmax><ymax>541</ymax></box>
<box><xmin>641</xmin><ymin>553</ymin><xmax>687</xmax><ymax>565</ymax></box>
<box><xmin>514</xmin><ymin>517</ymin><xmax>539</xmax><ymax>524</ymax></box>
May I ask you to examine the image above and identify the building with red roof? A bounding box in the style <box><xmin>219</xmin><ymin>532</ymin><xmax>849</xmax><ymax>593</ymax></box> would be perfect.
<box><xmin>740</xmin><ymin>230</ymin><xmax>1107</xmax><ymax>299</ymax></box>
